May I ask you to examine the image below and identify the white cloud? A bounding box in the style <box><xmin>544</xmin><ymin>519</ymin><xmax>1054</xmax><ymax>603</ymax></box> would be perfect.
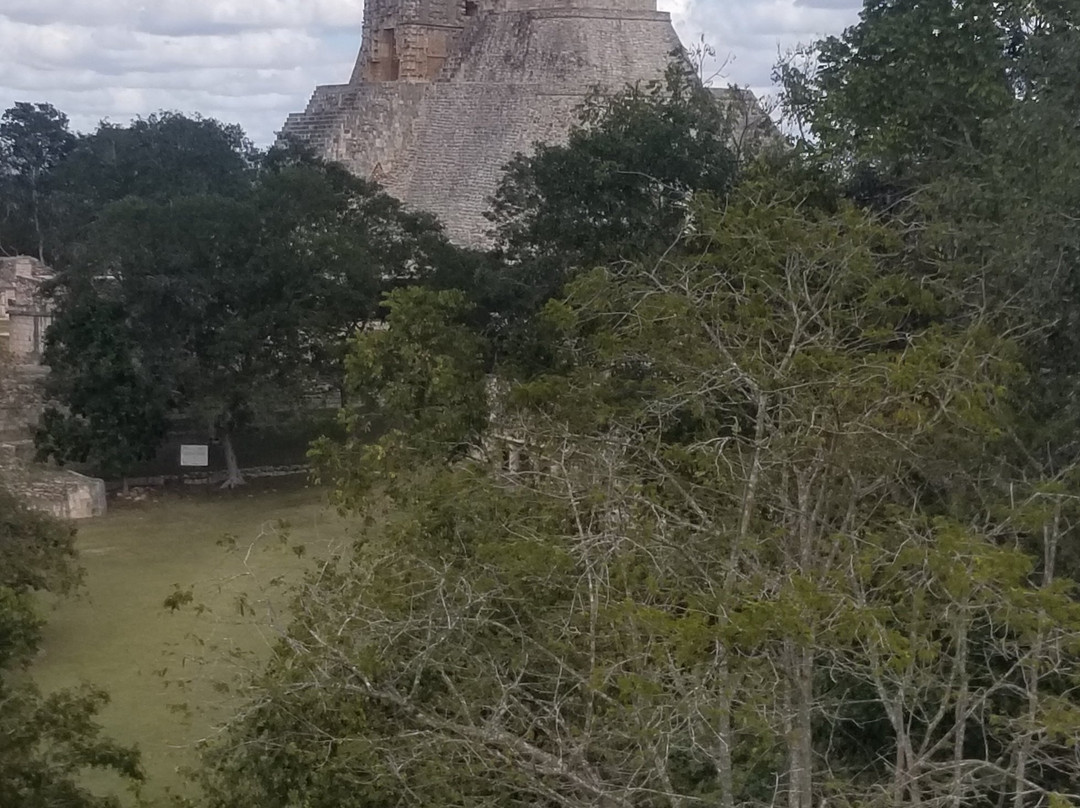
<box><xmin>662</xmin><ymin>0</ymin><xmax>861</xmax><ymax>99</ymax></box>
<box><xmin>0</xmin><ymin>0</ymin><xmax>364</xmax><ymax>33</ymax></box>
<box><xmin>1</xmin><ymin>0</ymin><xmax>862</xmax><ymax>145</ymax></box>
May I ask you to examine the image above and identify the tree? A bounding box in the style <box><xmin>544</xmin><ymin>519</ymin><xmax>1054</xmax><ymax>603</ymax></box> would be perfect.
<box><xmin>0</xmin><ymin>102</ymin><xmax>76</xmax><ymax>261</ymax></box>
<box><xmin>52</xmin><ymin>111</ymin><xmax>255</xmax><ymax>207</ymax></box>
<box><xmin>38</xmin><ymin>132</ymin><xmax>476</xmax><ymax>487</ymax></box>
<box><xmin>0</xmin><ymin>484</ymin><xmax>142</xmax><ymax>807</ymax></box>
<box><xmin>195</xmin><ymin>177</ymin><xmax>1080</xmax><ymax>807</ymax></box>
<box><xmin>484</xmin><ymin>62</ymin><xmax>739</xmax><ymax>323</ymax></box>
<box><xmin>34</xmin><ymin>285</ymin><xmax>173</xmax><ymax>481</ymax></box>
<box><xmin>39</xmin><ymin>192</ymin><xmax>265</xmax><ymax>486</ymax></box>
<box><xmin>776</xmin><ymin>0</ymin><xmax>1080</xmax><ymax>593</ymax></box>
<box><xmin>310</xmin><ymin>285</ymin><xmax>490</xmax><ymax>511</ymax></box>
<box><xmin>253</xmin><ymin>149</ymin><xmax>483</xmax><ymax>399</ymax></box>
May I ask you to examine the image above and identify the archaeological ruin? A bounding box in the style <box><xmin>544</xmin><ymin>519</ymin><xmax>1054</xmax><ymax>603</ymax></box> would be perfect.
<box><xmin>281</xmin><ymin>0</ymin><xmax>769</xmax><ymax>245</ymax></box>
<box><xmin>1</xmin><ymin>256</ymin><xmax>106</xmax><ymax>519</ymax></box>
<box><xmin>1</xmin><ymin>255</ymin><xmax>53</xmax><ymax>363</ymax></box>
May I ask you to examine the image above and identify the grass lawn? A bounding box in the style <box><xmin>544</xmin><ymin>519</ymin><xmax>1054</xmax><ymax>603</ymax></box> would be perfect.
<box><xmin>30</xmin><ymin>477</ymin><xmax>350</xmax><ymax>806</ymax></box>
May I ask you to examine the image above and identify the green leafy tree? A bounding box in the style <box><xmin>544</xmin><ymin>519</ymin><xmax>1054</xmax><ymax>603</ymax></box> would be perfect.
<box><xmin>52</xmin><ymin>111</ymin><xmax>254</xmax><ymax>207</ymax></box>
<box><xmin>43</xmin><ymin>111</ymin><xmax>257</xmax><ymax>274</ymax></box>
<box><xmin>777</xmin><ymin>0</ymin><xmax>1080</xmax><ymax>584</ymax></box>
<box><xmin>39</xmin><ymin>192</ymin><xmax>265</xmax><ymax>485</ymax></box>
<box><xmin>254</xmin><ymin>149</ymin><xmax>483</xmax><ymax>398</ymax></box>
<box><xmin>311</xmin><ymin>285</ymin><xmax>490</xmax><ymax>511</ymax></box>
<box><xmin>34</xmin><ymin>286</ymin><xmax>172</xmax><ymax>481</ymax></box>
<box><xmin>485</xmin><ymin>62</ymin><xmax>738</xmax><ymax>322</ymax></box>
<box><xmin>784</xmin><ymin>0</ymin><xmax>1013</xmax><ymax>168</ymax></box>
<box><xmin>0</xmin><ymin>102</ymin><xmax>76</xmax><ymax>261</ymax></box>
<box><xmin>38</xmin><ymin>130</ymin><xmax>476</xmax><ymax>486</ymax></box>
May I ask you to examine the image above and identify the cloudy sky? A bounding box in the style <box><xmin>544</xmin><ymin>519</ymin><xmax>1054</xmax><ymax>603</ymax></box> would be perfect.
<box><xmin>0</xmin><ymin>0</ymin><xmax>863</xmax><ymax>145</ymax></box>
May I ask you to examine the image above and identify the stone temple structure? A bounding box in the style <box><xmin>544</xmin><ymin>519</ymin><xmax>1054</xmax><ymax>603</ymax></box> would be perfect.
<box><xmin>281</xmin><ymin>0</ymin><xmax>703</xmax><ymax>245</ymax></box>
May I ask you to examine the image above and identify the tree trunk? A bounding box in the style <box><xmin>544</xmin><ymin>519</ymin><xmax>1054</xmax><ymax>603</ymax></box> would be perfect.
<box><xmin>30</xmin><ymin>172</ymin><xmax>45</xmax><ymax>263</ymax></box>
<box><xmin>220</xmin><ymin>430</ymin><xmax>246</xmax><ymax>489</ymax></box>
<box><xmin>949</xmin><ymin>618</ymin><xmax>969</xmax><ymax>808</ymax></box>
<box><xmin>787</xmin><ymin>642</ymin><xmax>814</xmax><ymax>808</ymax></box>
<box><xmin>716</xmin><ymin>650</ymin><xmax>735</xmax><ymax>808</ymax></box>
<box><xmin>1013</xmin><ymin>500</ymin><xmax>1061</xmax><ymax>807</ymax></box>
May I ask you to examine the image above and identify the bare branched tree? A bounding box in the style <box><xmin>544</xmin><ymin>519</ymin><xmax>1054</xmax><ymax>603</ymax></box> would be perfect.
<box><xmin>197</xmin><ymin>183</ymin><xmax>1080</xmax><ymax>808</ymax></box>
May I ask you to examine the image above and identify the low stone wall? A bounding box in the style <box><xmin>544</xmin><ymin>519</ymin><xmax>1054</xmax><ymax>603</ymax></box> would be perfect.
<box><xmin>119</xmin><ymin>463</ymin><xmax>310</xmax><ymax>490</ymax></box>
<box><xmin>1</xmin><ymin>453</ymin><xmax>107</xmax><ymax>520</ymax></box>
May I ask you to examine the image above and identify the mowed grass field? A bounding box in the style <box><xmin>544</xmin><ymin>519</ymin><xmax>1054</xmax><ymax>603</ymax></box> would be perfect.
<box><xmin>30</xmin><ymin>478</ymin><xmax>350</xmax><ymax>806</ymax></box>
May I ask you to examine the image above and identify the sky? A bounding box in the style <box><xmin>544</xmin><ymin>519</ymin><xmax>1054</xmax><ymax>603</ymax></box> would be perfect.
<box><xmin>0</xmin><ymin>0</ymin><xmax>864</xmax><ymax>146</ymax></box>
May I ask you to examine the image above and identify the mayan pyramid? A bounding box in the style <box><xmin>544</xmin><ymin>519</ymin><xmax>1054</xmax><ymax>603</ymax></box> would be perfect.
<box><xmin>280</xmin><ymin>0</ymin><xmax>688</xmax><ymax>245</ymax></box>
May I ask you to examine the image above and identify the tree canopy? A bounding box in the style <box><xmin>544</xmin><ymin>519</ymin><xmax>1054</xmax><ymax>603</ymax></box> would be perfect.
<box><xmin>179</xmin><ymin>23</ymin><xmax>1080</xmax><ymax>806</ymax></box>
<box><xmin>778</xmin><ymin>0</ymin><xmax>1080</xmax><ymax>512</ymax></box>
<box><xmin>483</xmin><ymin>63</ymin><xmax>740</xmax><ymax>325</ymax></box>
<box><xmin>0</xmin><ymin>102</ymin><xmax>76</xmax><ymax>261</ymax></box>
<box><xmin>30</xmin><ymin>118</ymin><xmax>476</xmax><ymax>485</ymax></box>
<box><xmin>197</xmin><ymin>173</ymin><xmax>1080</xmax><ymax>808</ymax></box>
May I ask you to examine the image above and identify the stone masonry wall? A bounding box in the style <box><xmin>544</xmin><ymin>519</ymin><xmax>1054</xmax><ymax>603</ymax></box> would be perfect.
<box><xmin>1</xmin><ymin>332</ymin><xmax>107</xmax><ymax>520</ymax></box>
<box><xmin>0</xmin><ymin>455</ymin><xmax>107</xmax><ymax>520</ymax></box>
<box><xmin>0</xmin><ymin>363</ymin><xmax>46</xmax><ymax>443</ymax></box>
<box><xmin>0</xmin><ymin>403</ymin><xmax>109</xmax><ymax>521</ymax></box>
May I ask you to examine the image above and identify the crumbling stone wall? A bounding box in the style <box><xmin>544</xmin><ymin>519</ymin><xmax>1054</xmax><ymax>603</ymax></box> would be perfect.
<box><xmin>0</xmin><ymin>454</ymin><xmax>107</xmax><ymax>520</ymax></box>
<box><xmin>1</xmin><ymin>259</ymin><xmax>107</xmax><ymax>519</ymax></box>
<box><xmin>0</xmin><ymin>363</ymin><xmax>46</xmax><ymax>443</ymax></box>
<box><xmin>0</xmin><ymin>377</ymin><xmax>108</xmax><ymax>520</ymax></box>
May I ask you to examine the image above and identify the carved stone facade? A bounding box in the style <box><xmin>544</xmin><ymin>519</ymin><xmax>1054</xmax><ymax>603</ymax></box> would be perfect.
<box><xmin>281</xmin><ymin>0</ymin><xmax>690</xmax><ymax>245</ymax></box>
<box><xmin>1</xmin><ymin>256</ymin><xmax>53</xmax><ymax>363</ymax></box>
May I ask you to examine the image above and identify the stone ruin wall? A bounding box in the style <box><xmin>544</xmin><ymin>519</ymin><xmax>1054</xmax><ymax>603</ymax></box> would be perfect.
<box><xmin>0</xmin><ymin>455</ymin><xmax>107</xmax><ymax>521</ymax></box>
<box><xmin>0</xmin><ymin>362</ymin><xmax>46</xmax><ymax>444</ymax></box>
<box><xmin>0</xmin><ymin>365</ymin><xmax>106</xmax><ymax>520</ymax></box>
<box><xmin>1</xmin><ymin>257</ymin><xmax>106</xmax><ymax>520</ymax></box>
<box><xmin>281</xmin><ymin>0</ymin><xmax>684</xmax><ymax>244</ymax></box>
<box><xmin>352</xmin><ymin>0</ymin><xmax>482</xmax><ymax>84</ymax></box>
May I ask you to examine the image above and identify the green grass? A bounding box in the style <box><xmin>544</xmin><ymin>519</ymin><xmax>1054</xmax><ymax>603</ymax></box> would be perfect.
<box><xmin>30</xmin><ymin>478</ymin><xmax>349</xmax><ymax>806</ymax></box>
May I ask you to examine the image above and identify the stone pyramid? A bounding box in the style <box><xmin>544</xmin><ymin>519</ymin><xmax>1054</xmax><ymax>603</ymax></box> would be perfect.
<box><xmin>280</xmin><ymin>0</ymin><xmax>686</xmax><ymax>245</ymax></box>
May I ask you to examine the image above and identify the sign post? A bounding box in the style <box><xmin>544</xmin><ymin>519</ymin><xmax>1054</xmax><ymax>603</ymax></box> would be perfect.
<box><xmin>180</xmin><ymin>444</ymin><xmax>210</xmax><ymax>491</ymax></box>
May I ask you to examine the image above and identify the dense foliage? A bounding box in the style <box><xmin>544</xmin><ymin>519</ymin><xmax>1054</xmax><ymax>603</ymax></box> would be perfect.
<box><xmin>200</xmin><ymin>175</ymin><xmax>1080</xmax><ymax>808</ymax></box>
<box><xmin>779</xmin><ymin>0</ymin><xmax>1080</xmax><ymax>461</ymax></box>
<box><xmin>0</xmin><ymin>102</ymin><xmax>76</xmax><ymax>261</ymax></box>
<box><xmin>21</xmin><ymin>116</ymin><xmax>478</xmax><ymax>484</ymax></box>
<box><xmin>481</xmin><ymin>64</ymin><xmax>740</xmax><ymax>338</ymax></box>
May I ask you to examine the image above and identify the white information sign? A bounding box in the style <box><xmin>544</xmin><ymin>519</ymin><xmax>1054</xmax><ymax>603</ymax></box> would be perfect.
<box><xmin>180</xmin><ymin>444</ymin><xmax>210</xmax><ymax>468</ymax></box>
